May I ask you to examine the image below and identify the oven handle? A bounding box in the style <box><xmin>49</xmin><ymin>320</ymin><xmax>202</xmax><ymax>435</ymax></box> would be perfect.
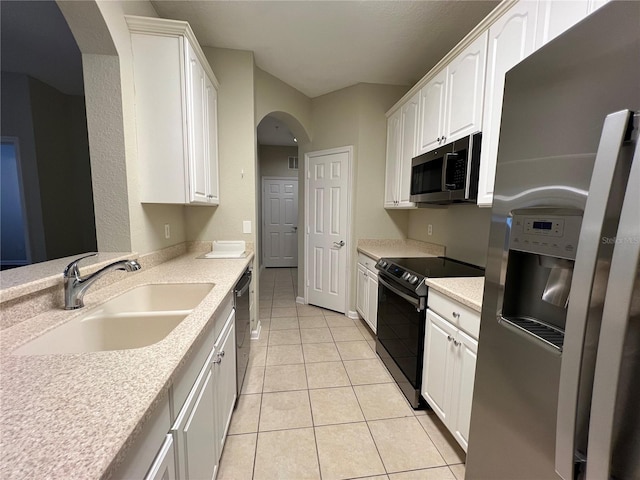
<box><xmin>378</xmin><ymin>276</ymin><xmax>424</xmax><ymax>311</ymax></box>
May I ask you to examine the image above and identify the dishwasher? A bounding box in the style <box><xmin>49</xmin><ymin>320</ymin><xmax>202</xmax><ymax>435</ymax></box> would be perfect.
<box><xmin>233</xmin><ymin>268</ymin><xmax>252</xmax><ymax>398</ymax></box>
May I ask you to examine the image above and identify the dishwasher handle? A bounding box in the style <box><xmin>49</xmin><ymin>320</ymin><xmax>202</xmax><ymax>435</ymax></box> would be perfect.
<box><xmin>235</xmin><ymin>271</ymin><xmax>252</xmax><ymax>297</ymax></box>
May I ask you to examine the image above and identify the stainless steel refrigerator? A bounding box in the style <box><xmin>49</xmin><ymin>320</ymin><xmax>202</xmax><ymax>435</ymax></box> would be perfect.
<box><xmin>466</xmin><ymin>2</ymin><xmax>640</xmax><ymax>479</ymax></box>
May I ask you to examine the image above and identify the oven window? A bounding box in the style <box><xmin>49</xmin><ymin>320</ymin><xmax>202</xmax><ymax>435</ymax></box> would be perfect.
<box><xmin>411</xmin><ymin>157</ymin><xmax>443</xmax><ymax>195</ymax></box>
<box><xmin>377</xmin><ymin>282</ymin><xmax>425</xmax><ymax>389</ymax></box>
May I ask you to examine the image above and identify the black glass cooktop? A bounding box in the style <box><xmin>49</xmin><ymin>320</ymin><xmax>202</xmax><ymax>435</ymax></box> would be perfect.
<box><xmin>385</xmin><ymin>257</ymin><xmax>484</xmax><ymax>278</ymax></box>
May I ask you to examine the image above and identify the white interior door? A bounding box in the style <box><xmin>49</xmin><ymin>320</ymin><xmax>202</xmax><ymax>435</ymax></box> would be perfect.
<box><xmin>305</xmin><ymin>147</ymin><xmax>351</xmax><ymax>313</ymax></box>
<box><xmin>262</xmin><ymin>177</ymin><xmax>298</xmax><ymax>267</ymax></box>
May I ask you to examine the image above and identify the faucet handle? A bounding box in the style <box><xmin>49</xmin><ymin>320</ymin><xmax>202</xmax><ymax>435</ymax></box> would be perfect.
<box><xmin>63</xmin><ymin>253</ymin><xmax>98</xmax><ymax>278</ymax></box>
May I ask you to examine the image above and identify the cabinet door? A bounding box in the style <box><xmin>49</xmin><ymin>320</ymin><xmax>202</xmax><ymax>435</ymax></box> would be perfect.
<box><xmin>144</xmin><ymin>435</ymin><xmax>177</xmax><ymax>480</ymax></box>
<box><xmin>397</xmin><ymin>93</ymin><xmax>419</xmax><ymax>207</ymax></box>
<box><xmin>478</xmin><ymin>1</ymin><xmax>538</xmax><ymax>207</ymax></box>
<box><xmin>182</xmin><ymin>365</ymin><xmax>218</xmax><ymax>480</ymax></box>
<box><xmin>205</xmin><ymin>77</ymin><xmax>219</xmax><ymax>205</ymax></box>
<box><xmin>214</xmin><ymin>310</ymin><xmax>237</xmax><ymax>458</ymax></box>
<box><xmin>444</xmin><ymin>32</ymin><xmax>487</xmax><ymax>144</ymax></box>
<box><xmin>422</xmin><ymin>309</ymin><xmax>457</xmax><ymax>423</ymax></box>
<box><xmin>186</xmin><ymin>42</ymin><xmax>209</xmax><ymax>204</ymax></box>
<box><xmin>417</xmin><ymin>68</ymin><xmax>447</xmax><ymax>154</ymax></box>
<box><xmin>384</xmin><ymin>111</ymin><xmax>401</xmax><ymax>207</ymax></box>
<box><xmin>366</xmin><ymin>271</ymin><xmax>378</xmax><ymax>334</ymax></box>
<box><xmin>450</xmin><ymin>329</ymin><xmax>478</xmax><ymax>452</ymax></box>
<box><xmin>356</xmin><ymin>263</ymin><xmax>368</xmax><ymax>319</ymax></box>
<box><xmin>535</xmin><ymin>1</ymin><xmax>590</xmax><ymax>48</ymax></box>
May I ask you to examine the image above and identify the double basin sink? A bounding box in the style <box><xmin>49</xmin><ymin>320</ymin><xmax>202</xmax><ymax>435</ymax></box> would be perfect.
<box><xmin>14</xmin><ymin>283</ymin><xmax>214</xmax><ymax>355</ymax></box>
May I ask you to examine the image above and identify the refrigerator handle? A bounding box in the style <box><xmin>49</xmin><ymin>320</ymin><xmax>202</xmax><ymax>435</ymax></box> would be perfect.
<box><xmin>585</xmin><ymin>130</ymin><xmax>640</xmax><ymax>479</ymax></box>
<box><xmin>555</xmin><ymin>110</ymin><xmax>634</xmax><ymax>480</ymax></box>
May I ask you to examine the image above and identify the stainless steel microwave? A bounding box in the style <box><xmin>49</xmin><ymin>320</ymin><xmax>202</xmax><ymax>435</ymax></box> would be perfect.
<box><xmin>410</xmin><ymin>132</ymin><xmax>481</xmax><ymax>205</ymax></box>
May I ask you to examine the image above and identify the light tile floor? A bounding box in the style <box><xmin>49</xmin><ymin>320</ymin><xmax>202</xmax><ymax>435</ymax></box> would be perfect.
<box><xmin>218</xmin><ymin>268</ymin><xmax>466</xmax><ymax>480</ymax></box>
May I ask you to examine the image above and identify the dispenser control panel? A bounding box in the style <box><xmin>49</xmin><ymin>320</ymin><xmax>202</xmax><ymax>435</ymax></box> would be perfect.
<box><xmin>509</xmin><ymin>209</ymin><xmax>583</xmax><ymax>260</ymax></box>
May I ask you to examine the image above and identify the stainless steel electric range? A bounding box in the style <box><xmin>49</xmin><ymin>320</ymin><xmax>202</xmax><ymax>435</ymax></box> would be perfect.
<box><xmin>375</xmin><ymin>256</ymin><xmax>484</xmax><ymax>408</ymax></box>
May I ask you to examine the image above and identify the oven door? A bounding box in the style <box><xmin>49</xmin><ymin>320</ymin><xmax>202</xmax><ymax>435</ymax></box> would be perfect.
<box><xmin>376</xmin><ymin>274</ymin><xmax>426</xmax><ymax>408</ymax></box>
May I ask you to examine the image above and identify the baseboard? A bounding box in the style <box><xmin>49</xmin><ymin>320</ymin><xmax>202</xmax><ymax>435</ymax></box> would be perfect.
<box><xmin>296</xmin><ymin>296</ymin><xmax>305</xmax><ymax>305</ymax></box>
<box><xmin>250</xmin><ymin>321</ymin><xmax>262</xmax><ymax>340</ymax></box>
<box><xmin>347</xmin><ymin>310</ymin><xmax>359</xmax><ymax>319</ymax></box>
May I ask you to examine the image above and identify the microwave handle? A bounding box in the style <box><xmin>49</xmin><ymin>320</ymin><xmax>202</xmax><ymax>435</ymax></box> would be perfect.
<box><xmin>442</xmin><ymin>152</ymin><xmax>460</xmax><ymax>191</ymax></box>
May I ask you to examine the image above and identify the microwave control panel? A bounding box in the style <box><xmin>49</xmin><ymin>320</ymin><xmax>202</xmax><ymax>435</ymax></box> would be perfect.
<box><xmin>509</xmin><ymin>210</ymin><xmax>583</xmax><ymax>260</ymax></box>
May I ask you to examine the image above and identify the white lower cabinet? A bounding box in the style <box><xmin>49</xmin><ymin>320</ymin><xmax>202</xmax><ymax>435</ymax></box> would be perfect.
<box><xmin>173</xmin><ymin>308</ymin><xmax>237</xmax><ymax>480</ymax></box>
<box><xmin>114</xmin><ymin>297</ymin><xmax>237</xmax><ymax>480</ymax></box>
<box><xmin>422</xmin><ymin>291</ymin><xmax>479</xmax><ymax>452</ymax></box>
<box><xmin>356</xmin><ymin>253</ymin><xmax>378</xmax><ymax>333</ymax></box>
<box><xmin>145</xmin><ymin>435</ymin><xmax>177</xmax><ymax>480</ymax></box>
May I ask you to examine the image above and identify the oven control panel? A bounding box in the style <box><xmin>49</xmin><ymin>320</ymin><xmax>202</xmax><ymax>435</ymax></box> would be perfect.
<box><xmin>376</xmin><ymin>260</ymin><xmax>423</xmax><ymax>289</ymax></box>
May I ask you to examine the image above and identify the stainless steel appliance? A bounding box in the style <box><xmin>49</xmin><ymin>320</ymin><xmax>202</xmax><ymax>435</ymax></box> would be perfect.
<box><xmin>376</xmin><ymin>257</ymin><xmax>483</xmax><ymax>408</ymax></box>
<box><xmin>466</xmin><ymin>3</ymin><xmax>640</xmax><ymax>479</ymax></box>
<box><xmin>410</xmin><ymin>132</ymin><xmax>481</xmax><ymax>205</ymax></box>
<box><xmin>233</xmin><ymin>268</ymin><xmax>252</xmax><ymax>398</ymax></box>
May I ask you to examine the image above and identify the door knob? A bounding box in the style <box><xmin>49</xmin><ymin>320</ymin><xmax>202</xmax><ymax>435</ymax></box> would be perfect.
<box><xmin>333</xmin><ymin>241</ymin><xmax>345</xmax><ymax>248</ymax></box>
<box><xmin>292</xmin><ymin>226</ymin><xmax>298</xmax><ymax>232</ymax></box>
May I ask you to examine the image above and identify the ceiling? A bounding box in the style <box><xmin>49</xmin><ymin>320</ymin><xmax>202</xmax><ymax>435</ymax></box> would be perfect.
<box><xmin>151</xmin><ymin>0</ymin><xmax>499</xmax><ymax>99</ymax></box>
<box><xmin>257</xmin><ymin>116</ymin><xmax>298</xmax><ymax>146</ymax></box>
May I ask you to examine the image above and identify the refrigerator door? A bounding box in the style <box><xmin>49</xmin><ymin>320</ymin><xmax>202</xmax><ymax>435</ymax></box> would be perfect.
<box><xmin>586</xmin><ymin>132</ymin><xmax>640</xmax><ymax>479</ymax></box>
<box><xmin>555</xmin><ymin>110</ymin><xmax>636</xmax><ymax>480</ymax></box>
<box><xmin>466</xmin><ymin>3</ymin><xmax>640</xmax><ymax>479</ymax></box>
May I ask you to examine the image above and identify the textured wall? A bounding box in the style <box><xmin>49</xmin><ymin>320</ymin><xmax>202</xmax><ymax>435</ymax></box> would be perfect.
<box><xmin>258</xmin><ymin>145</ymin><xmax>299</xmax><ymax>178</ymax></box>
<box><xmin>297</xmin><ymin>83</ymin><xmax>408</xmax><ymax>312</ymax></box>
<box><xmin>408</xmin><ymin>205</ymin><xmax>492</xmax><ymax>267</ymax></box>
<box><xmin>185</xmin><ymin>47</ymin><xmax>257</xmax><ymax>243</ymax></box>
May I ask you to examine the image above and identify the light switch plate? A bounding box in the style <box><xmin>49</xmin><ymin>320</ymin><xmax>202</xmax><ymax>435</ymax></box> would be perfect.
<box><xmin>242</xmin><ymin>220</ymin><xmax>252</xmax><ymax>234</ymax></box>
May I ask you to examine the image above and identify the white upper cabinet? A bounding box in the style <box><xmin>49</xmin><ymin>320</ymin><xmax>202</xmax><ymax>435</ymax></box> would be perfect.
<box><xmin>445</xmin><ymin>32</ymin><xmax>488</xmax><ymax>144</ymax></box>
<box><xmin>535</xmin><ymin>0</ymin><xmax>590</xmax><ymax>47</ymax></box>
<box><xmin>385</xmin><ymin>93</ymin><xmax>419</xmax><ymax>208</ymax></box>
<box><xmin>418</xmin><ymin>69</ymin><xmax>447</xmax><ymax>154</ymax></box>
<box><xmin>418</xmin><ymin>33</ymin><xmax>487</xmax><ymax>155</ymax></box>
<box><xmin>127</xmin><ymin>16</ymin><xmax>220</xmax><ymax>206</ymax></box>
<box><xmin>477</xmin><ymin>1</ymin><xmax>538</xmax><ymax>206</ymax></box>
<box><xmin>384</xmin><ymin>110</ymin><xmax>401</xmax><ymax>208</ymax></box>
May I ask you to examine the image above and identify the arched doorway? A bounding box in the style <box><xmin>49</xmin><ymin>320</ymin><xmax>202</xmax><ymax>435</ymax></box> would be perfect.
<box><xmin>256</xmin><ymin>112</ymin><xmax>310</xmax><ymax>272</ymax></box>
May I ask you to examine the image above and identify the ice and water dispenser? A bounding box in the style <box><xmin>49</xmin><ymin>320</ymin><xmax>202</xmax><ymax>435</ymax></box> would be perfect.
<box><xmin>499</xmin><ymin>209</ymin><xmax>583</xmax><ymax>352</ymax></box>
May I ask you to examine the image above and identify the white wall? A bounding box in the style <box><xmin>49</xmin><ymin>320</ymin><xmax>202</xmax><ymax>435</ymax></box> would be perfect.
<box><xmin>297</xmin><ymin>83</ymin><xmax>409</xmax><ymax>311</ymax></box>
<box><xmin>185</xmin><ymin>47</ymin><xmax>257</xmax><ymax>243</ymax></box>
<box><xmin>93</xmin><ymin>0</ymin><xmax>189</xmax><ymax>255</ymax></box>
<box><xmin>408</xmin><ymin>205</ymin><xmax>492</xmax><ymax>267</ymax></box>
<box><xmin>258</xmin><ymin>145</ymin><xmax>299</xmax><ymax>178</ymax></box>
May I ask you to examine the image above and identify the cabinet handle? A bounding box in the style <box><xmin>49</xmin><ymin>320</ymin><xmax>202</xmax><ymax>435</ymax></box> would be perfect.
<box><xmin>442</xmin><ymin>136</ymin><xmax>446</xmax><ymax>143</ymax></box>
<box><xmin>447</xmin><ymin>335</ymin><xmax>453</xmax><ymax>342</ymax></box>
<box><xmin>453</xmin><ymin>339</ymin><xmax>460</xmax><ymax>347</ymax></box>
<box><xmin>436</xmin><ymin>137</ymin><xmax>441</xmax><ymax>142</ymax></box>
<box><xmin>219</xmin><ymin>350</ymin><xmax>225</xmax><ymax>357</ymax></box>
<box><xmin>452</xmin><ymin>312</ymin><xmax>460</xmax><ymax>319</ymax></box>
<box><xmin>212</xmin><ymin>355</ymin><xmax>222</xmax><ymax>365</ymax></box>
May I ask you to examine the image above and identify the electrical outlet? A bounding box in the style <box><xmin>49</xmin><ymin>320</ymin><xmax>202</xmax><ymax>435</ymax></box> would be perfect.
<box><xmin>428</xmin><ymin>224</ymin><xmax>433</xmax><ymax>236</ymax></box>
<box><xmin>164</xmin><ymin>223</ymin><xmax>171</xmax><ymax>239</ymax></box>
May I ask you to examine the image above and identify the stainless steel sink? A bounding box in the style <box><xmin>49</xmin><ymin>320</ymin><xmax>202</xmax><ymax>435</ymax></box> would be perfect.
<box><xmin>14</xmin><ymin>283</ymin><xmax>214</xmax><ymax>355</ymax></box>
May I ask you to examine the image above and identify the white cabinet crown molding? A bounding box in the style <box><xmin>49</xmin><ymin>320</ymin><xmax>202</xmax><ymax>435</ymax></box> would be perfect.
<box><xmin>125</xmin><ymin>15</ymin><xmax>219</xmax><ymax>88</ymax></box>
<box><xmin>385</xmin><ymin>0</ymin><xmax>517</xmax><ymax>118</ymax></box>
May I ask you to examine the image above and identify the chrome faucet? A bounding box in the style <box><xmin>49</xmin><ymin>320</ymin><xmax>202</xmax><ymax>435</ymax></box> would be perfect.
<box><xmin>63</xmin><ymin>253</ymin><xmax>142</xmax><ymax>309</ymax></box>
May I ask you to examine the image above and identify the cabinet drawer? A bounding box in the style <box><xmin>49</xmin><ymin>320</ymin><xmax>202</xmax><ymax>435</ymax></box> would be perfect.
<box><xmin>358</xmin><ymin>252</ymin><xmax>378</xmax><ymax>271</ymax></box>
<box><xmin>428</xmin><ymin>289</ymin><xmax>480</xmax><ymax>339</ymax></box>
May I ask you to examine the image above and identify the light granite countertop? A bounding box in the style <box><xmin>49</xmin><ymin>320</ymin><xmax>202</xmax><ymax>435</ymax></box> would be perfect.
<box><xmin>357</xmin><ymin>239</ymin><xmax>445</xmax><ymax>261</ymax></box>
<box><xmin>426</xmin><ymin>276</ymin><xmax>485</xmax><ymax>312</ymax></box>
<box><xmin>0</xmin><ymin>252</ymin><xmax>253</xmax><ymax>480</ymax></box>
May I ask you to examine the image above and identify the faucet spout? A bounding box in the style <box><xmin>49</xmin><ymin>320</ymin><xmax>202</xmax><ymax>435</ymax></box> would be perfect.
<box><xmin>63</xmin><ymin>254</ymin><xmax>142</xmax><ymax>310</ymax></box>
